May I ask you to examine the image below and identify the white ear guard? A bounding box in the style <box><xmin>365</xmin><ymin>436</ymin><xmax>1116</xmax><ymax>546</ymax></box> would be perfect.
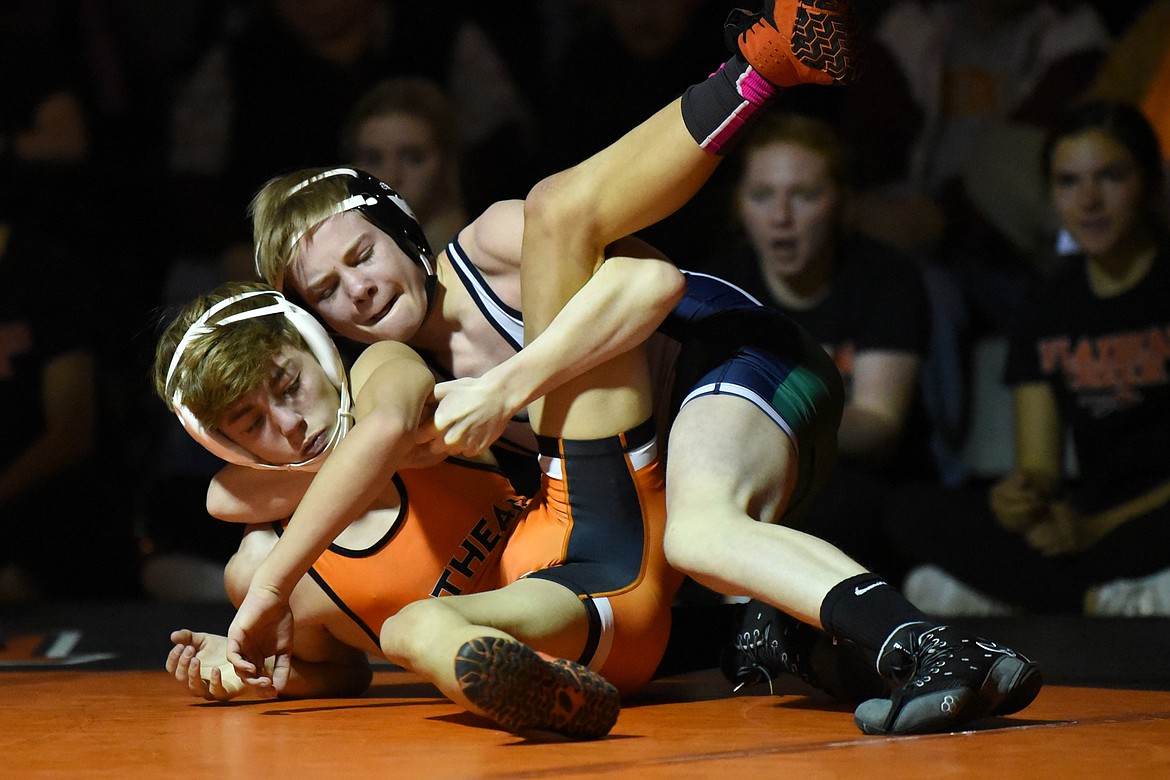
<box><xmin>165</xmin><ymin>289</ymin><xmax>353</xmax><ymax>471</ymax></box>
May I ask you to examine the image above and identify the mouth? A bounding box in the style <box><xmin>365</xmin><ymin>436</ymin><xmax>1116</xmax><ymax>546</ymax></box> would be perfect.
<box><xmin>302</xmin><ymin>429</ymin><xmax>329</xmax><ymax>460</ymax></box>
<box><xmin>366</xmin><ymin>295</ymin><xmax>396</xmax><ymax>327</ymax></box>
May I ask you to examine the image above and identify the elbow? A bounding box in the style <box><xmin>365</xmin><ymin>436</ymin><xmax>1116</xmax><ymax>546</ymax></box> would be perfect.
<box><xmin>205</xmin><ymin>481</ymin><xmax>233</xmax><ymax>521</ymax></box>
<box><xmin>361</xmin><ymin>404</ymin><xmax>419</xmax><ymax>453</ymax></box>
<box><xmin>657</xmin><ymin>263</ymin><xmax>686</xmax><ymax>311</ymax></box>
<box><xmin>206</xmin><ymin>480</ymin><xmax>250</xmax><ymax>523</ymax></box>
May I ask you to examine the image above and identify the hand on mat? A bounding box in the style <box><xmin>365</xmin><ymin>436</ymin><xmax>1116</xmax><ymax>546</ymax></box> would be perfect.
<box><xmin>166</xmin><ymin>629</ymin><xmax>251</xmax><ymax>702</ymax></box>
<box><xmin>227</xmin><ymin>586</ymin><xmax>293</xmax><ymax>695</ymax></box>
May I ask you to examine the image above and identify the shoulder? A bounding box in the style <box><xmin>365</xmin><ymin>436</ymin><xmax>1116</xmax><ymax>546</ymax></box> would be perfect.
<box><xmin>350</xmin><ymin>341</ymin><xmax>428</xmax><ymax>395</ymax></box>
<box><xmin>454</xmin><ymin>199</ymin><xmax>523</xmax><ymax>275</ymax></box>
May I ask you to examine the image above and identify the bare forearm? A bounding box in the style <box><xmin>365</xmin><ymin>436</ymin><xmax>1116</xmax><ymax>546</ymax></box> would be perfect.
<box><xmin>207</xmin><ymin>466</ymin><xmax>312</xmax><ymax>523</ymax></box>
<box><xmin>250</xmin><ymin>413</ymin><xmax>415</xmax><ymax>597</ymax></box>
<box><xmin>249</xmin><ymin>345</ymin><xmax>433</xmax><ymax>598</ymax></box>
<box><xmin>500</xmin><ymin>255</ymin><xmax>682</xmax><ymax>413</ymax></box>
<box><xmin>1081</xmin><ymin>478</ymin><xmax>1170</xmax><ymax>547</ymax></box>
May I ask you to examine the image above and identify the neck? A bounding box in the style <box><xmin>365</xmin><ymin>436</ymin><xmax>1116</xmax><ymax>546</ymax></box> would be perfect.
<box><xmin>762</xmin><ymin>254</ymin><xmax>834</xmax><ymax>311</ymax></box>
<box><xmin>409</xmin><ymin>254</ymin><xmax>458</xmax><ymax>358</ymax></box>
<box><xmin>1086</xmin><ymin>228</ymin><xmax>1158</xmax><ymax>298</ymax></box>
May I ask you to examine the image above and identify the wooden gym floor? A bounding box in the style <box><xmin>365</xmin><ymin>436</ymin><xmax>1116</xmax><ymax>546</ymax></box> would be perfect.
<box><xmin>3</xmin><ymin>602</ymin><xmax>1170</xmax><ymax>778</ymax></box>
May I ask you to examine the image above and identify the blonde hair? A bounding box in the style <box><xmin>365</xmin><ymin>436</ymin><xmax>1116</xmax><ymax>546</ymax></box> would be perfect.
<box><xmin>153</xmin><ymin>280</ymin><xmax>309</xmax><ymax>428</ymax></box>
<box><xmin>249</xmin><ymin>167</ymin><xmax>352</xmax><ymax>288</ymax></box>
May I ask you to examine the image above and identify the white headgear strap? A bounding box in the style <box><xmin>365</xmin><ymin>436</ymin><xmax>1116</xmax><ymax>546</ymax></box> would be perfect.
<box><xmin>258</xmin><ymin>167</ymin><xmax>436</xmax><ymax>291</ymax></box>
<box><xmin>165</xmin><ymin>289</ymin><xmax>353</xmax><ymax>471</ymax></box>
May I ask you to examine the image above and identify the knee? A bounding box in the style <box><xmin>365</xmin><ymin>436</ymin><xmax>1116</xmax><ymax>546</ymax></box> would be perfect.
<box><xmin>663</xmin><ymin>512</ymin><xmax>712</xmax><ymax>578</ymax></box>
<box><xmin>223</xmin><ymin>524</ymin><xmax>274</xmax><ymax>606</ymax></box>
<box><xmin>524</xmin><ymin>170</ymin><xmax>602</xmax><ymax>244</ymax></box>
<box><xmin>380</xmin><ymin>598</ymin><xmax>447</xmax><ymax>668</ymax></box>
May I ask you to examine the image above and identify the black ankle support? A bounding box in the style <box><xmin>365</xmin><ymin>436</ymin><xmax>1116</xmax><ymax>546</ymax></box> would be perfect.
<box><xmin>819</xmin><ymin>573</ymin><xmax>930</xmax><ymax>653</ymax></box>
<box><xmin>680</xmin><ymin>55</ymin><xmax>774</xmax><ymax>155</ymax></box>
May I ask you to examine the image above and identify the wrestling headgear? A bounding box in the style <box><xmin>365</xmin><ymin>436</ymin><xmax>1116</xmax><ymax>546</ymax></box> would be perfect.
<box><xmin>164</xmin><ymin>288</ymin><xmax>354</xmax><ymax>471</ymax></box>
<box><xmin>263</xmin><ymin>167</ymin><xmax>437</xmax><ymax>306</ymax></box>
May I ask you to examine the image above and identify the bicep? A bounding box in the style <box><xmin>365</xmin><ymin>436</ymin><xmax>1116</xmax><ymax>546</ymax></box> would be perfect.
<box><xmin>206</xmin><ymin>465</ymin><xmax>312</xmax><ymax>523</ymax></box>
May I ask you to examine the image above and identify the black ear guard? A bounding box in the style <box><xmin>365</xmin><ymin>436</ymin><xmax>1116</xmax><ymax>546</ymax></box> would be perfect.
<box><xmin>273</xmin><ymin>168</ymin><xmax>438</xmax><ymax>308</ymax></box>
<box><xmin>344</xmin><ymin>168</ymin><xmax>436</xmax><ymax>274</ymax></box>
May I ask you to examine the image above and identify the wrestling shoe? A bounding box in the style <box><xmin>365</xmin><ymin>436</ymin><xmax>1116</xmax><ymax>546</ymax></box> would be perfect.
<box><xmin>725</xmin><ymin>0</ymin><xmax>860</xmax><ymax>87</ymax></box>
<box><xmin>454</xmin><ymin>636</ymin><xmax>620</xmax><ymax>740</ymax></box>
<box><xmin>721</xmin><ymin>599</ymin><xmax>888</xmax><ymax>702</ymax></box>
<box><xmin>854</xmin><ymin>624</ymin><xmax>1043</xmax><ymax>735</ymax></box>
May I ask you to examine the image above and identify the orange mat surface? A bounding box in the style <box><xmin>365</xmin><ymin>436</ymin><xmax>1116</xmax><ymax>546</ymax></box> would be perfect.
<box><xmin>3</xmin><ymin>668</ymin><xmax>1169</xmax><ymax>778</ymax></box>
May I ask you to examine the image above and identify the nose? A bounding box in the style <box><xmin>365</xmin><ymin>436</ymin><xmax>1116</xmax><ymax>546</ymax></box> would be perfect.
<box><xmin>772</xmin><ymin>197</ymin><xmax>794</xmax><ymax>224</ymax></box>
<box><xmin>271</xmin><ymin>404</ymin><xmax>306</xmax><ymax>440</ymax></box>
<box><xmin>1077</xmin><ymin>180</ymin><xmax>1103</xmax><ymax>210</ymax></box>
<box><xmin>341</xmin><ymin>269</ymin><xmax>377</xmax><ymax>305</ymax></box>
<box><xmin>379</xmin><ymin>161</ymin><xmax>404</xmax><ymax>191</ymax></box>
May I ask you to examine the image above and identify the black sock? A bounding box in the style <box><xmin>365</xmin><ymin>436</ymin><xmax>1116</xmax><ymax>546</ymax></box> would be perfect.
<box><xmin>819</xmin><ymin>573</ymin><xmax>930</xmax><ymax>655</ymax></box>
<box><xmin>680</xmin><ymin>55</ymin><xmax>777</xmax><ymax>155</ymax></box>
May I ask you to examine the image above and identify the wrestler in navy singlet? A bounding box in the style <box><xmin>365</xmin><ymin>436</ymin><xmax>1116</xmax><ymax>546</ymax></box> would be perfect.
<box><xmin>443</xmin><ymin>239</ymin><xmax>844</xmax><ymax>519</ymax></box>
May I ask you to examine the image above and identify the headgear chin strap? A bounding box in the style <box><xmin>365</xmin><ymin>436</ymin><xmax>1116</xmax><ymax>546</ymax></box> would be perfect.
<box><xmin>263</xmin><ymin>167</ymin><xmax>437</xmax><ymax>309</ymax></box>
<box><xmin>165</xmin><ymin>289</ymin><xmax>353</xmax><ymax>471</ymax></box>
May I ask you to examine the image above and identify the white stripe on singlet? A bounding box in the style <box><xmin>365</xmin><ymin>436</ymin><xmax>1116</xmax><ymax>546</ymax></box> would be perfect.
<box><xmin>445</xmin><ymin>239</ymin><xmax>525</xmax><ymax>349</ymax></box>
<box><xmin>538</xmin><ymin>437</ymin><xmax>658</xmax><ymax>480</ymax></box>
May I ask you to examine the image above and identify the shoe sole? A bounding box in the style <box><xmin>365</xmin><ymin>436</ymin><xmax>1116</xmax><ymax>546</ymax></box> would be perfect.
<box><xmin>854</xmin><ymin>655</ymin><xmax>1044</xmax><ymax>736</ymax></box>
<box><xmin>737</xmin><ymin>0</ymin><xmax>858</xmax><ymax>86</ymax></box>
<box><xmin>454</xmin><ymin>636</ymin><xmax>620</xmax><ymax>740</ymax></box>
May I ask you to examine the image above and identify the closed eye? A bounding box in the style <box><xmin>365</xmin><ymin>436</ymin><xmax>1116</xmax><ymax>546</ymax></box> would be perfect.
<box><xmin>281</xmin><ymin>376</ymin><xmax>302</xmax><ymax>399</ymax></box>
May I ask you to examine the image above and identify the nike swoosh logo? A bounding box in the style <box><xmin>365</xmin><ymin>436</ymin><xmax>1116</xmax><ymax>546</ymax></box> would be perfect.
<box><xmin>854</xmin><ymin>581</ymin><xmax>885</xmax><ymax>596</ymax></box>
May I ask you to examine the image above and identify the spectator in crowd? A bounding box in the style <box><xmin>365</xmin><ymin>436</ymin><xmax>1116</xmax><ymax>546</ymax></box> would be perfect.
<box><xmin>1</xmin><ymin>215</ymin><xmax>140</xmax><ymax>601</ymax></box>
<box><xmin>168</xmin><ymin>0</ymin><xmax>535</xmax><ymax>267</ymax></box>
<box><xmin>891</xmin><ymin>100</ymin><xmax>1170</xmax><ymax>617</ymax></box>
<box><xmin>1081</xmin><ymin>0</ymin><xmax>1170</xmax><ymax>214</ymax></box>
<box><xmin>537</xmin><ymin>0</ymin><xmax>732</xmax><ymax>264</ymax></box>
<box><xmin>1</xmin><ymin>0</ymin><xmax>140</xmax><ymax>600</ymax></box>
<box><xmin>342</xmin><ymin>77</ymin><xmax>468</xmax><ymax>251</ymax></box>
<box><xmin>839</xmin><ymin>0</ymin><xmax>1112</xmax><ymax>336</ymax></box>
<box><xmin>695</xmin><ymin>112</ymin><xmax>934</xmax><ymax>583</ymax></box>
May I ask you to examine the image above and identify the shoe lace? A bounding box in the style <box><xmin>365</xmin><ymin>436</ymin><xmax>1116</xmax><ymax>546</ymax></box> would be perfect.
<box><xmin>732</xmin><ymin>623</ymin><xmax>787</xmax><ymax>693</ymax></box>
<box><xmin>885</xmin><ymin>626</ymin><xmax>1021</xmax><ymax>689</ymax></box>
<box><xmin>732</xmin><ymin>613</ymin><xmax>827</xmax><ymax>693</ymax></box>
